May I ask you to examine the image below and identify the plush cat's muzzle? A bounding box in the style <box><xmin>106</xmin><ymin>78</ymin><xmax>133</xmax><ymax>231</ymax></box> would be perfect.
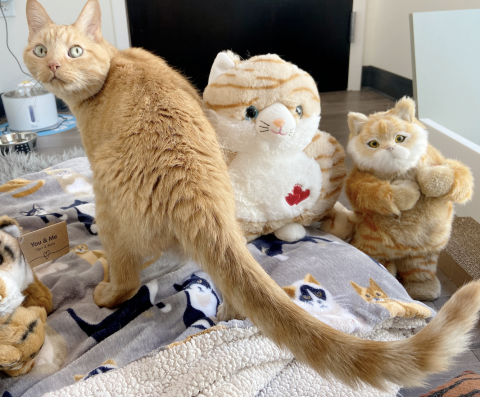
<box><xmin>255</xmin><ymin>103</ymin><xmax>296</xmax><ymax>142</ymax></box>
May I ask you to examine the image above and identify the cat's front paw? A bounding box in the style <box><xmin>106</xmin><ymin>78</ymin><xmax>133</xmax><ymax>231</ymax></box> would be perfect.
<box><xmin>391</xmin><ymin>180</ymin><xmax>420</xmax><ymax>211</ymax></box>
<box><xmin>416</xmin><ymin>166</ymin><xmax>454</xmax><ymax>197</ymax></box>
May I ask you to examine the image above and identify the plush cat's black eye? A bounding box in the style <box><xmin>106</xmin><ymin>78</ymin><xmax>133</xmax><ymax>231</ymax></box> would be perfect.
<box><xmin>245</xmin><ymin>106</ymin><xmax>258</xmax><ymax>120</ymax></box>
<box><xmin>365</xmin><ymin>294</ymin><xmax>371</xmax><ymax>298</ymax></box>
<box><xmin>395</xmin><ymin>135</ymin><xmax>406</xmax><ymax>143</ymax></box>
<box><xmin>376</xmin><ymin>292</ymin><xmax>381</xmax><ymax>296</ymax></box>
<box><xmin>368</xmin><ymin>140</ymin><xmax>379</xmax><ymax>148</ymax></box>
<box><xmin>295</xmin><ymin>106</ymin><xmax>303</xmax><ymax>118</ymax></box>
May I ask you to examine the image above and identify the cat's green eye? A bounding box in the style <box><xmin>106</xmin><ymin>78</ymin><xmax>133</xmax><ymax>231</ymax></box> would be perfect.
<box><xmin>302</xmin><ymin>295</ymin><xmax>311</xmax><ymax>300</ymax></box>
<box><xmin>368</xmin><ymin>140</ymin><xmax>379</xmax><ymax>148</ymax></box>
<box><xmin>395</xmin><ymin>135</ymin><xmax>406</xmax><ymax>143</ymax></box>
<box><xmin>33</xmin><ymin>45</ymin><xmax>47</xmax><ymax>58</ymax></box>
<box><xmin>197</xmin><ymin>279</ymin><xmax>202</xmax><ymax>283</ymax></box>
<box><xmin>68</xmin><ymin>46</ymin><xmax>84</xmax><ymax>58</ymax></box>
<box><xmin>295</xmin><ymin>106</ymin><xmax>303</xmax><ymax>118</ymax></box>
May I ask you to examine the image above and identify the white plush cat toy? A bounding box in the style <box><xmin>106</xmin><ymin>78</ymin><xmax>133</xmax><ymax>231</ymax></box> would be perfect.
<box><xmin>203</xmin><ymin>51</ymin><xmax>351</xmax><ymax>242</ymax></box>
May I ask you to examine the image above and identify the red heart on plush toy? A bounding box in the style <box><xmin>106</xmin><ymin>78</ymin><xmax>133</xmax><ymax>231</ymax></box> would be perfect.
<box><xmin>285</xmin><ymin>185</ymin><xmax>310</xmax><ymax>206</ymax></box>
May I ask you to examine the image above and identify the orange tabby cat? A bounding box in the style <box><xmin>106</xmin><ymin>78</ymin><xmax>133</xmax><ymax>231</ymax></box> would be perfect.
<box><xmin>23</xmin><ymin>0</ymin><xmax>480</xmax><ymax>389</ymax></box>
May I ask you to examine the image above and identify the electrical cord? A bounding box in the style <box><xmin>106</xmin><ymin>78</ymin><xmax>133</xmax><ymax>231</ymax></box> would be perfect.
<box><xmin>1</xmin><ymin>1</ymin><xmax>32</xmax><ymax>78</ymax></box>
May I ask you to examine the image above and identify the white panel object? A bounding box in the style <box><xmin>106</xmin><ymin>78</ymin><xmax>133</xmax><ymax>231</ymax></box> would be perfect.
<box><xmin>411</xmin><ymin>9</ymin><xmax>480</xmax><ymax>145</ymax></box>
<box><xmin>421</xmin><ymin>118</ymin><xmax>480</xmax><ymax>223</ymax></box>
<box><xmin>110</xmin><ymin>0</ymin><xmax>130</xmax><ymax>50</ymax></box>
<box><xmin>348</xmin><ymin>0</ymin><xmax>367</xmax><ymax>91</ymax></box>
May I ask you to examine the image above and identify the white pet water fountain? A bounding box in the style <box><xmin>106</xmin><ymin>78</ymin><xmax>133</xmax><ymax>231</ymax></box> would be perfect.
<box><xmin>1</xmin><ymin>81</ymin><xmax>59</xmax><ymax>154</ymax></box>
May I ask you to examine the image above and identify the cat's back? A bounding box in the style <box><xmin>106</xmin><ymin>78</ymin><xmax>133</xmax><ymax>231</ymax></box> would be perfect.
<box><xmin>108</xmin><ymin>48</ymin><xmax>202</xmax><ymax>107</ymax></box>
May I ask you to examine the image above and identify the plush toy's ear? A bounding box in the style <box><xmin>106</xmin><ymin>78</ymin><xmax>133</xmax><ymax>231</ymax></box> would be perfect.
<box><xmin>173</xmin><ymin>284</ymin><xmax>183</xmax><ymax>292</ymax></box>
<box><xmin>391</xmin><ymin>97</ymin><xmax>416</xmax><ymax>123</ymax></box>
<box><xmin>74</xmin><ymin>0</ymin><xmax>103</xmax><ymax>43</ymax></box>
<box><xmin>26</xmin><ymin>0</ymin><xmax>53</xmax><ymax>41</ymax></box>
<box><xmin>347</xmin><ymin>112</ymin><xmax>368</xmax><ymax>138</ymax></box>
<box><xmin>0</xmin><ymin>216</ymin><xmax>22</xmax><ymax>238</ymax></box>
<box><xmin>304</xmin><ymin>274</ymin><xmax>321</xmax><ymax>286</ymax></box>
<box><xmin>283</xmin><ymin>286</ymin><xmax>296</xmax><ymax>298</ymax></box>
<box><xmin>208</xmin><ymin>51</ymin><xmax>238</xmax><ymax>85</ymax></box>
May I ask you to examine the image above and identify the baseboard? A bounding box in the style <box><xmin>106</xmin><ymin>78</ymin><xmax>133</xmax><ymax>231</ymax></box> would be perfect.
<box><xmin>361</xmin><ymin>66</ymin><xmax>413</xmax><ymax>100</ymax></box>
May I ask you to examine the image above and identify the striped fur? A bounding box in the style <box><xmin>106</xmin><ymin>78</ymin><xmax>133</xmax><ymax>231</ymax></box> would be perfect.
<box><xmin>203</xmin><ymin>52</ymin><xmax>348</xmax><ymax>241</ymax></box>
<box><xmin>345</xmin><ymin>98</ymin><xmax>473</xmax><ymax>300</ymax></box>
<box><xmin>0</xmin><ymin>216</ymin><xmax>52</xmax><ymax>376</ymax></box>
<box><xmin>24</xmin><ymin>2</ymin><xmax>480</xmax><ymax>389</ymax></box>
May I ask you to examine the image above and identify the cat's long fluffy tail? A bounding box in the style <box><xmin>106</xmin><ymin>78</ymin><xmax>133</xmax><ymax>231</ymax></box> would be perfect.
<box><xmin>181</xmin><ymin>213</ymin><xmax>480</xmax><ymax>389</ymax></box>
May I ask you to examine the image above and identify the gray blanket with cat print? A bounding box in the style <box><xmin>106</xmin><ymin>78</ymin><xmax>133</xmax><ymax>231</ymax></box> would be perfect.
<box><xmin>0</xmin><ymin>157</ymin><xmax>433</xmax><ymax>396</ymax></box>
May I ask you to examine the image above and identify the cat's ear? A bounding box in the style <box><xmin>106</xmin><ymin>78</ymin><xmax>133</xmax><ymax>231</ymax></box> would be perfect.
<box><xmin>74</xmin><ymin>0</ymin><xmax>103</xmax><ymax>43</ymax></box>
<box><xmin>173</xmin><ymin>284</ymin><xmax>183</xmax><ymax>292</ymax></box>
<box><xmin>368</xmin><ymin>278</ymin><xmax>383</xmax><ymax>292</ymax></box>
<box><xmin>26</xmin><ymin>0</ymin><xmax>53</xmax><ymax>40</ymax></box>
<box><xmin>208</xmin><ymin>51</ymin><xmax>239</xmax><ymax>85</ymax></box>
<box><xmin>350</xmin><ymin>281</ymin><xmax>362</xmax><ymax>295</ymax></box>
<box><xmin>0</xmin><ymin>216</ymin><xmax>22</xmax><ymax>238</ymax></box>
<box><xmin>347</xmin><ymin>112</ymin><xmax>369</xmax><ymax>138</ymax></box>
<box><xmin>283</xmin><ymin>286</ymin><xmax>296</xmax><ymax>299</ymax></box>
<box><xmin>304</xmin><ymin>274</ymin><xmax>321</xmax><ymax>286</ymax></box>
<box><xmin>392</xmin><ymin>97</ymin><xmax>416</xmax><ymax>123</ymax></box>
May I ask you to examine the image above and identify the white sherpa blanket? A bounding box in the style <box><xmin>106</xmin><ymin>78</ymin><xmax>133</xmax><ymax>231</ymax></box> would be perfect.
<box><xmin>46</xmin><ymin>320</ymin><xmax>406</xmax><ymax>397</ymax></box>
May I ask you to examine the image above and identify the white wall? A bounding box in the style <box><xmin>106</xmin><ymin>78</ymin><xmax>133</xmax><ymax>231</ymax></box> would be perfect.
<box><xmin>363</xmin><ymin>0</ymin><xmax>480</xmax><ymax>79</ymax></box>
<box><xmin>0</xmin><ymin>0</ymin><xmax>129</xmax><ymax>94</ymax></box>
<box><xmin>412</xmin><ymin>9</ymin><xmax>480</xmax><ymax>146</ymax></box>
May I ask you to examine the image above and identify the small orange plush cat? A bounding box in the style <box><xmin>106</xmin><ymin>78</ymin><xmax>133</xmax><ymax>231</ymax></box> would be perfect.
<box><xmin>24</xmin><ymin>0</ymin><xmax>480</xmax><ymax>389</ymax></box>
<box><xmin>346</xmin><ymin>97</ymin><xmax>473</xmax><ymax>300</ymax></box>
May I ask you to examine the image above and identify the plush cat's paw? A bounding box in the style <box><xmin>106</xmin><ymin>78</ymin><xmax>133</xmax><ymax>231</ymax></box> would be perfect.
<box><xmin>217</xmin><ymin>301</ymin><xmax>246</xmax><ymax>321</ymax></box>
<box><xmin>93</xmin><ymin>282</ymin><xmax>137</xmax><ymax>308</ymax></box>
<box><xmin>320</xmin><ymin>202</ymin><xmax>355</xmax><ymax>241</ymax></box>
<box><xmin>391</xmin><ymin>180</ymin><xmax>420</xmax><ymax>211</ymax></box>
<box><xmin>417</xmin><ymin>165</ymin><xmax>455</xmax><ymax>198</ymax></box>
<box><xmin>274</xmin><ymin>223</ymin><xmax>306</xmax><ymax>242</ymax></box>
<box><xmin>403</xmin><ymin>276</ymin><xmax>441</xmax><ymax>301</ymax></box>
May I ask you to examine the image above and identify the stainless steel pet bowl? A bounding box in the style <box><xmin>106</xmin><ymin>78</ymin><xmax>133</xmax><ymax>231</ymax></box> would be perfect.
<box><xmin>0</xmin><ymin>132</ymin><xmax>38</xmax><ymax>155</ymax></box>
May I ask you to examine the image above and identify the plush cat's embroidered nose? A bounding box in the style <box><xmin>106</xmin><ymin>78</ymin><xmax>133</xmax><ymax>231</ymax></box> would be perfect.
<box><xmin>385</xmin><ymin>146</ymin><xmax>395</xmax><ymax>151</ymax></box>
<box><xmin>273</xmin><ymin>119</ymin><xmax>286</xmax><ymax>128</ymax></box>
<box><xmin>48</xmin><ymin>62</ymin><xmax>61</xmax><ymax>73</ymax></box>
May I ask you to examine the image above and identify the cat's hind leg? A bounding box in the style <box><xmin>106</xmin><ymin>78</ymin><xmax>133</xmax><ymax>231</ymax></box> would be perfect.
<box><xmin>396</xmin><ymin>252</ymin><xmax>441</xmax><ymax>300</ymax></box>
<box><xmin>92</xmin><ymin>207</ymin><xmax>143</xmax><ymax>308</ymax></box>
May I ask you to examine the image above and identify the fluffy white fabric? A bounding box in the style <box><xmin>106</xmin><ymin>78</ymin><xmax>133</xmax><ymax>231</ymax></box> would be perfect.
<box><xmin>206</xmin><ymin>108</ymin><xmax>322</xmax><ymax>222</ymax></box>
<box><xmin>45</xmin><ymin>322</ymin><xmax>402</xmax><ymax>397</ymax></box>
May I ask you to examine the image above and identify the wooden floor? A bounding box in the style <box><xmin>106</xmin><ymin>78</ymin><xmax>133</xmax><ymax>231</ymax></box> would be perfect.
<box><xmin>2</xmin><ymin>89</ymin><xmax>477</xmax><ymax>395</ymax></box>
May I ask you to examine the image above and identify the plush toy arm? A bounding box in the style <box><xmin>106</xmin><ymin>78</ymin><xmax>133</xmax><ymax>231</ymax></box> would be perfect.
<box><xmin>441</xmin><ymin>159</ymin><xmax>474</xmax><ymax>203</ymax></box>
<box><xmin>417</xmin><ymin>145</ymin><xmax>473</xmax><ymax>203</ymax></box>
<box><xmin>346</xmin><ymin>169</ymin><xmax>400</xmax><ymax>215</ymax></box>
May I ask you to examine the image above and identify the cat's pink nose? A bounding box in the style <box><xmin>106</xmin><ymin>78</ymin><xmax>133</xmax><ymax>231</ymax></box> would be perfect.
<box><xmin>48</xmin><ymin>62</ymin><xmax>61</xmax><ymax>73</ymax></box>
<box><xmin>385</xmin><ymin>146</ymin><xmax>395</xmax><ymax>151</ymax></box>
<box><xmin>273</xmin><ymin>119</ymin><xmax>285</xmax><ymax>128</ymax></box>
